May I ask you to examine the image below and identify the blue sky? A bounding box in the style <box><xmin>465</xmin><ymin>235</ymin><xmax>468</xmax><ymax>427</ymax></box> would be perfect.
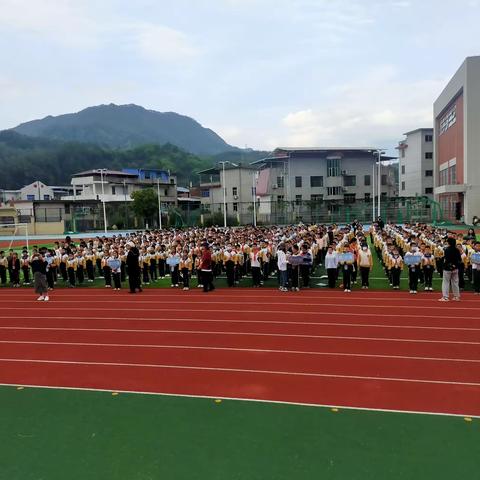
<box><xmin>1</xmin><ymin>0</ymin><xmax>479</xmax><ymax>155</ymax></box>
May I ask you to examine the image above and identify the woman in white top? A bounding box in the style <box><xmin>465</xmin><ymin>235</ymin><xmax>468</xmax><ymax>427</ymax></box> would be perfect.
<box><xmin>324</xmin><ymin>245</ymin><xmax>338</xmax><ymax>289</ymax></box>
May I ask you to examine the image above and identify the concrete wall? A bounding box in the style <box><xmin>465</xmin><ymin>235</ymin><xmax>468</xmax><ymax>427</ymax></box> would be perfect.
<box><xmin>399</xmin><ymin>129</ymin><xmax>433</xmax><ymax>197</ymax></box>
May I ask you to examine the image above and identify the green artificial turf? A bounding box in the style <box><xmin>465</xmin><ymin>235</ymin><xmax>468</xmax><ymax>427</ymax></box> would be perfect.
<box><xmin>0</xmin><ymin>386</ymin><xmax>478</xmax><ymax>480</ymax></box>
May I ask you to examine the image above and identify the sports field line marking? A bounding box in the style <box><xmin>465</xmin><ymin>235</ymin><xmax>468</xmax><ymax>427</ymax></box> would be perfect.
<box><xmin>1</xmin><ymin>357</ymin><xmax>480</xmax><ymax>387</ymax></box>
<box><xmin>0</xmin><ymin>382</ymin><xmax>478</xmax><ymax>419</ymax></box>
<box><xmin>0</xmin><ymin>325</ymin><xmax>478</xmax><ymax>345</ymax></box>
<box><xmin>1</xmin><ymin>340</ymin><xmax>479</xmax><ymax>363</ymax></box>
<box><xmin>0</xmin><ymin>315</ymin><xmax>479</xmax><ymax>331</ymax></box>
<box><xmin>4</xmin><ymin>299</ymin><xmax>480</xmax><ymax>311</ymax></box>
<box><xmin>3</xmin><ymin>304</ymin><xmax>480</xmax><ymax>316</ymax></box>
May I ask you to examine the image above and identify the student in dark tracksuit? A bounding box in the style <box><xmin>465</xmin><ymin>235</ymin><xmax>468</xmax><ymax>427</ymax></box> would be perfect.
<box><xmin>127</xmin><ymin>245</ymin><xmax>142</xmax><ymax>293</ymax></box>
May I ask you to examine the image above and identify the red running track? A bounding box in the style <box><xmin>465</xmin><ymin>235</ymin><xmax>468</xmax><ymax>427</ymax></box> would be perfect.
<box><xmin>0</xmin><ymin>288</ymin><xmax>479</xmax><ymax>417</ymax></box>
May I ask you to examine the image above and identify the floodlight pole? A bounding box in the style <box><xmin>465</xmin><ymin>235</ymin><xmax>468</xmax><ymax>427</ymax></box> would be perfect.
<box><xmin>377</xmin><ymin>150</ymin><xmax>382</xmax><ymax>218</ymax></box>
<box><xmin>98</xmin><ymin>169</ymin><xmax>108</xmax><ymax>234</ymax></box>
<box><xmin>157</xmin><ymin>178</ymin><xmax>162</xmax><ymax>230</ymax></box>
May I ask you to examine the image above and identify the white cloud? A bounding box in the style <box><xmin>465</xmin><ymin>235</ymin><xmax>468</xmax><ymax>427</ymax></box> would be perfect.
<box><xmin>130</xmin><ymin>24</ymin><xmax>200</xmax><ymax>63</ymax></box>
<box><xmin>278</xmin><ymin>65</ymin><xmax>446</xmax><ymax>151</ymax></box>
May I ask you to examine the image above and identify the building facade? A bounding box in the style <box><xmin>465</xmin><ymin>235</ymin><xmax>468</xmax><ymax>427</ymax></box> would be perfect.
<box><xmin>434</xmin><ymin>56</ymin><xmax>480</xmax><ymax>222</ymax></box>
<box><xmin>61</xmin><ymin>169</ymin><xmax>177</xmax><ymax>207</ymax></box>
<box><xmin>397</xmin><ymin>128</ymin><xmax>434</xmax><ymax>198</ymax></box>
<box><xmin>198</xmin><ymin>164</ymin><xmax>257</xmax><ymax>224</ymax></box>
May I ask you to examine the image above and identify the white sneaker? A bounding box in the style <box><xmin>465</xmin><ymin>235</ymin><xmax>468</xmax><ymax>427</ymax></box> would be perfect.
<box><xmin>453</xmin><ymin>297</ymin><xmax>460</xmax><ymax>301</ymax></box>
<box><xmin>37</xmin><ymin>296</ymin><xmax>45</xmax><ymax>301</ymax></box>
<box><xmin>438</xmin><ymin>297</ymin><xmax>449</xmax><ymax>302</ymax></box>
<box><xmin>409</xmin><ymin>290</ymin><xmax>414</xmax><ymax>294</ymax></box>
<box><xmin>197</xmin><ymin>284</ymin><xmax>203</xmax><ymax>288</ymax></box>
<box><xmin>44</xmin><ymin>296</ymin><xmax>49</xmax><ymax>301</ymax></box>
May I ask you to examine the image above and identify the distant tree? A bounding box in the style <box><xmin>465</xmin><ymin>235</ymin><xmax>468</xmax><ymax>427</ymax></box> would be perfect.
<box><xmin>131</xmin><ymin>189</ymin><xmax>158</xmax><ymax>226</ymax></box>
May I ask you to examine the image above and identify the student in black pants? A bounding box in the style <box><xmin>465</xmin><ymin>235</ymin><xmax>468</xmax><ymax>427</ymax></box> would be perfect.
<box><xmin>422</xmin><ymin>246</ymin><xmax>435</xmax><ymax>291</ymax></box>
<box><xmin>324</xmin><ymin>245</ymin><xmax>339</xmax><ymax>289</ymax></box>
<box><xmin>472</xmin><ymin>242</ymin><xmax>480</xmax><ymax>294</ymax></box>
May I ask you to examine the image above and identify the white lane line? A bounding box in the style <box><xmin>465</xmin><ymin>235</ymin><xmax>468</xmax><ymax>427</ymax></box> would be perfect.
<box><xmin>3</xmin><ymin>299</ymin><xmax>480</xmax><ymax>311</ymax></box>
<box><xmin>1</xmin><ymin>357</ymin><xmax>479</xmax><ymax>387</ymax></box>
<box><xmin>0</xmin><ymin>382</ymin><xmax>478</xmax><ymax>419</ymax></box>
<box><xmin>0</xmin><ymin>315</ymin><xmax>479</xmax><ymax>331</ymax></box>
<box><xmin>1</xmin><ymin>340</ymin><xmax>479</xmax><ymax>363</ymax></box>
<box><xmin>0</xmin><ymin>325</ymin><xmax>478</xmax><ymax>345</ymax></box>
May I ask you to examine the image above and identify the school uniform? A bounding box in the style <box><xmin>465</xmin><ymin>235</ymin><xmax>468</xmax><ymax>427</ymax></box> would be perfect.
<box><xmin>168</xmin><ymin>254</ymin><xmax>180</xmax><ymax>286</ymax></box>
<box><xmin>339</xmin><ymin>251</ymin><xmax>354</xmax><ymax>291</ymax></box>
<box><xmin>390</xmin><ymin>255</ymin><xmax>403</xmax><ymax>289</ymax></box>
<box><xmin>0</xmin><ymin>255</ymin><xmax>8</xmax><ymax>284</ymax></box>
<box><xmin>66</xmin><ymin>258</ymin><xmax>77</xmax><ymax>287</ymax></box>
<box><xmin>358</xmin><ymin>249</ymin><xmax>373</xmax><ymax>288</ymax></box>
<box><xmin>422</xmin><ymin>254</ymin><xmax>435</xmax><ymax>290</ymax></box>
<box><xmin>250</xmin><ymin>250</ymin><xmax>262</xmax><ymax>287</ymax></box>
<box><xmin>180</xmin><ymin>257</ymin><xmax>193</xmax><ymax>289</ymax></box>
<box><xmin>21</xmin><ymin>256</ymin><xmax>30</xmax><ymax>284</ymax></box>
<box><xmin>324</xmin><ymin>251</ymin><xmax>339</xmax><ymax>289</ymax></box>
<box><xmin>85</xmin><ymin>253</ymin><xmax>95</xmax><ymax>281</ymax></box>
<box><xmin>108</xmin><ymin>257</ymin><xmax>122</xmax><ymax>289</ymax></box>
<box><xmin>223</xmin><ymin>250</ymin><xmax>235</xmax><ymax>287</ymax></box>
<box><xmin>8</xmin><ymin>256</ymin><xmax>21</xmax><ymax>286</ymax></box>
<box><xmin>470</xmin><ymin>251</ymin><xmax>480</xmax><ymax>293</ymax></box>
<box><xmin>102</xmin><ymin>256</ymin><xmax>112</xmax><ymax>287</ymax></box>
<box><xmin>404</xmin><ymin>251</ymin><xmax>421</xmax><ymax>292</ymax></box>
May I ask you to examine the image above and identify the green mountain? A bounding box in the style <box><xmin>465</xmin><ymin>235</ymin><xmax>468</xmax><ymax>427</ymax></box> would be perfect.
<box><xmin>13</xmin><ymin>104</ymin><xmax>235</xmax><ymax>156</ymax></box>
<box><xmin>0</xmin><ymin>130</ymin><xmax>213</xmax><ymax>190</ymax></box>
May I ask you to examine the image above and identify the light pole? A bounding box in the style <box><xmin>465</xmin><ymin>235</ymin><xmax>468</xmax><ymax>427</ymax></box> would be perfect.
<box><xmin>377</xmin><ymin>150</ymin><xmax>385</xmax><ymax>218</ymax></box>
<box><xmin>97</xmin><ymin>169</ymin><xmax>108</xmax><ymax>234</ymax></box>
<box><xmin>372</xmin><ymin>161</ymin><xmax>375</xmax><ymax>223</ymax></box>
<box><xmin>156</xmin><ymin>178</ymin><xmax>163</xmax><ymax>230</ymax></box>
<box><xmin>252</xmin><ymin>171</ymin><xmax>258</xmax><ymax>227</ymax></box>
<box><xmin>218</xmin><ymin>161</ymin><xmax>238</xmax><ymax>228</ymax></box>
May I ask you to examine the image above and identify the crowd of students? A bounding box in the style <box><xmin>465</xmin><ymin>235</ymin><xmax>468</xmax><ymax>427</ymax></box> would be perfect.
<box><xmin>0</xmin><ymin>222</ymin><xmax>478</xmax><ymax>301</ymax></box>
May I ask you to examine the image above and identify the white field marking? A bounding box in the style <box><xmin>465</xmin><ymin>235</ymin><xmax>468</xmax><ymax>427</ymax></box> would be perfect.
<box><xmin>0</xmin><ymin>382</ymin><xmax>478</xmax><ymax>419</ymax></box>
<box><xmin>4</xmin><ymin>298</ymin><xmax>480</xmax><ymax>310</ymax></box>
<box><xmin>1</xmin><ymin>357</ymin><xmax>479</xmax><ymax>387</ymax></box>
<box><xmin>1</xmin><ymin>340</ymin><xmax>479</xmax><ymax>363</ymax></box>
<box><xmin>2</xmin><ymin>304</ymin><xmax>480</xmax><ymax>315</ymax></box>
<box><xmin>0</xmin><ymin>325</ymin><xmax>478</xmax><ymax>345</ymax></box>
<box><xmin>0</xmin><ymin>315</ymin><xmax>479</xmax><ymax>331</ymax></box>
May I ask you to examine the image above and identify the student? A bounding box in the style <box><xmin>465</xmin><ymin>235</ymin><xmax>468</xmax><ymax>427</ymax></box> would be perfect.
<box><xmin>76</xmin><ymin>252</ymin><xmax>85</xmax><ymax>285</ymax></box>
<box><xmin>0</xmin><ymin>251</ymin><xmax>7</xmax><ymax>285</ymax></box>
<box><xmin>45</xmin><ymin>250</ymin><xmax>55</xmax><ymax>290</ymax></box>
<box><xmin>277</xmin><ymin>243</ymin><xmax>288</xmax><ymax>291</ymax></box>
<box><xmin>324</xmin><ymin>245</ymin><xmax>338</xmax><ymax>289</ymax></box>
<box><xmin>149</xmin><ymin>247</ymin><xmax>158</xmax><ymax>282</ymax></box>
<box><xmin>180</xmin><ymin>251</ymin><xmax>193</xmax><ymax>291</ymax></box>
<box><xmin>108</xmin><ymin>252</ymin><xmax>122</xmax><ymax>291</ymax></box>
<box><xmin>21</xmin><ymin>251</ymin><xmax>30</xmax><ymax>285</ymax></box>
<box><xmin>102</xmin><ymin>253</ymin><xmax>112</xmax><ymax>288</ymax></box>
<box><xmin>390</xmin><ymin>249</ymin><xmax>403</xmax><ymax>290</ymax></box>
<box><xmin>85</xmin><ymin>249</ymin><xmax>95</xmax><ymax>282</ymax></box>
<box><xmin>300</xmin><ymin>243</ymin><xmax>313</xmax><ymax>288</ymax></box>
<box><xmin>405</xmin><ymin>243</ymin><xmax>421</xmax><ymax>294</ymax></box>
<box><xmin>338</xmin><ymin>245</ymin><xmax>354</xmax><ymax>293</ymax></box>
<box><xmin>126</xmin><ymin>243</ymin><xmax>142</xmax><ymax>294</ymax></box>
<box><xmin>200</xmin><ymin>243</ymin><xmax>215</xmax><ymax>292</ymax></box>
<box><xmin>224</xmin><ymin>245</ymin><xmax>235</xmax><ymax>287</ymax></box>
<box><xmin>457</xmin><ymin>244</ymin><xmax>467</xmax><ymax>290</ymax></box>
<box><xmin>9</xmin><ymin>252</ymin><xmax>20</xmax><ymax>287</ymax></box>
<box><xmin>422</xmin><ymin>246</ymin><xmax>436</xmax><ymax>291</ymax></box>
<box><xmin>31</xmin><ymin>252</ymin><xmax>49</xmax><ymax>301</ymax></box>
<box><xmin>250</xmin><ymin>243</ymin><xmax>262</xmax><ymax>288</ymax></box>
<box><xmin>168</xmin><ymin>249</ymin><xmax>180</xmax><ymax>287</ymax></box>
<box><xmin>439</xmin><ymin>237</ymin><xmax>462</xmax><ymax>302</ymax></box>
<box><xmin>66</xmin><ymin>253</ymin><xmax>77</xmax><ymax>288</ymax></box>
<box><xmin>357</xmin><ymin>243</ymin><xmax>373</xmax><ymax>289</ymax></box>
<box><xmin>471</xmin><ymin>242</ymin><xmax>480</xmax><ymax>294</ymax></box>
<box><xmin>289</xmin><ymin>244</ymin><xmax>301</xmax><ymax>292</ymax></box>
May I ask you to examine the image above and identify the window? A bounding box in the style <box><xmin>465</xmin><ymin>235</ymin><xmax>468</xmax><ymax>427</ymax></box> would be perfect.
<box><xmin>43</xmin><ymin>195</ymin><xmax>50</xmax><ymax>200</ymax></box>
<box><xmin>310</xmin><ymin>176</ymin><xmax>323</xmax><ymax>187</ymax></box>
<box><xmin>344</xmin><ymin>175</ymin><xmax>356</xmax><ymax>187</ymax></box>
<box><xmin>425</xmin><ymin>134</ymin><xmax>433</xmax><ymax>142</ymax></box>
<box><xmin>327</xmin><ymin>158</ymin><xmax>340</xmax><ymax>177</ymax></box>
<box><xmin>344</xmin><ymin>194</ymin><xmax>356</xmax><ymax>203</ymax></box>
<box><xmin>310</xmin><ymin>194</ymin><xmax>323</xmax><ymax>202</ymax></box>
<box><xmin>449</xmin><ymin>165</ymin><xmax>456</xmax><ymax>184</ymax></box>
<box><xmin>165</xmin><ymin>189</ymin><xmax>168</xmax><ymax>196</ymax></box>
<box><xmin>277</xmin><ymin>195</ymin><xmax>284</xmax><ymax>203</ymax></box>
<box><xmin>112</xmin><ymin>186</ymin><xmax>116</xmax><ymax>195</ymax></box>
<box><xmin>401</xmin><ymin>165</ymin><xmax>405</xmax><ymax>174</ymax></box>
<box><xmin>381</xmin><ymin>174</ymin><xmax>387</xmax><ymax>186</ymax></box>
<box><xmin>439</xmin><ymin>105</ymin><xmax>456</xmax><ymax>135</ymax></box>
<box><xmin>401</xmin><ymin>149</ymin><xmax>405</xmax><ymax>158</ymax></box>
<box><xmin>295</xmin><ymin>176</ymin><xmax>302</xmax><ymax>188</ymax></box>
<box><xmin>170</xmin><ymin>178</ymin><xmax>175</xmax><ymax>184</ymax></box>
<box><xmin>364</xmin><ymin>175</ymin><xmax>371</xmax><ymax>186</ymax></box>
<box><xmin>401</xmin><ymin>181</ymin><xmax>405</xmax><ymax>191</ymax></box>
<box><xmin>425</xmin><ymin>152</ymin><xmax>433</xmax><ymax>159</ymax></box>
<box><xmin>276</xmin><ymin>176</ymin><xmax>284</xmax><ymax>188</ymax></box>
<box><xmin>327</xmin><ymin>186</ymin><xmax>342</xmax><ymax>196</ymax></box>
<box><xmin>425</xmin><ymin>187</ymin><xmax>433</xmax><ymax>194</ymax></box>
<box><xmin>364</xmin><ymin>193</ymin><xmax>371</xmax><ymax>202</ymax></box>
<box><xmin>232</xmin><ymin>187</ymin><xmax>238</xmax><ymax>196</ymax></box>
<box><xmin>26</xmin><ymin>195</ymin><xmax>35</xmax><ymax>201</ymax></box>
<box><xmin>295</xmin><ymin>195</ymin><xmax>302</xmax><ymax>205</ymax></box>
<box><xmin>425</xmin><ymin>170</ymin><xmax>433</xmax><ymax>177</ymax></box>
<box><xmin>381</xmin><ymin>192</ymin><xmax>387</xmax><ymax>197</ymax></box>
<box><xmin>233</xmin><ymin>202</ymin><xmax>238</xmax><ymax>212</ymax></box>
<box><xmin>201</xmin><ymin>190</ymin><xmax>210</xmax><ymax>198</ymax></box>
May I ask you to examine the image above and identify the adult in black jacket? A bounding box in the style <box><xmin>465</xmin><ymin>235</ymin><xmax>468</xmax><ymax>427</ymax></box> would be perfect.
<box><xmin>439</xmin><ymin>237</ymin><xmax>462</xmax><ymax>302</ymax></box>
<box><xmin>31</xmin><ymin>253</ymin><xmax>49</xmax><ymax>301</ymax></box>
<box><xmin>126</xmin><ymin>244</ymin><xmax>142</xmax><ymax>293</ymax></box>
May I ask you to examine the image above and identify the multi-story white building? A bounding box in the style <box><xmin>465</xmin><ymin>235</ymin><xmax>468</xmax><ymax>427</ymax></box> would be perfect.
<box><xmin>397</xmin><ymin>128</ymin><xmax>434</xmax><ymax>198</ymax></box>
<box><xmin>198</xmin><ymin>164</ymin><xmax>257</xmax><ymax>224</ymax></box>
<box><xmin>434</xmin><ymin>56</ymin><xmax>480</xmax><ymax>222</ymax></box>
<box><xmin>61</xmin><ymin>168</ymin><xmax>177</xmax><ymax>207</ymax></box>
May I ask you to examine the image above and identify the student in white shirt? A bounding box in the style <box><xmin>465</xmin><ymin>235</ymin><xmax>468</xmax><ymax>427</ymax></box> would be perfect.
<box><xmin>277</xmin><ymin>243</ymin><xmax>288</xmax><ymax>291</ymax></box>
<box><xmin>324</xmin><ymin>245</ymin><xmax>338</xmax><ymax>289</ymax></box>
<box><xmin>357</xmin><ymin>243</ymin><xmax>373</xmax><ymax>289</ymax></box>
